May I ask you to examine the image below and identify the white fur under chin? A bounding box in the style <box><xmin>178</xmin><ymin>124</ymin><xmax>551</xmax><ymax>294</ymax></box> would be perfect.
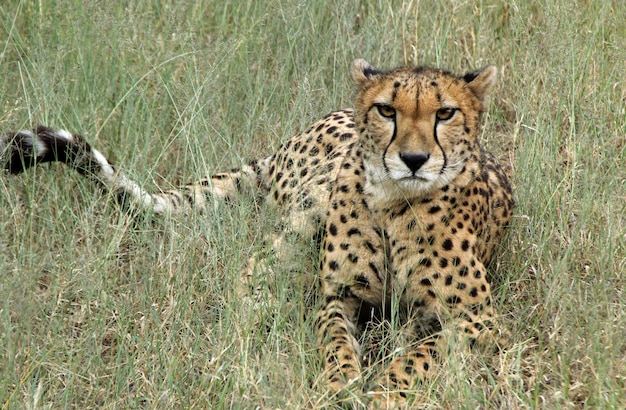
<box><xmin>363</xmin><ymin>158</ymin><xmax>461</xmax><ymax>206</ymax></box>
<box><xmin>364</xmin><ymin>175</ymin><xmax>440</xmax><ymax>206</ymax></box>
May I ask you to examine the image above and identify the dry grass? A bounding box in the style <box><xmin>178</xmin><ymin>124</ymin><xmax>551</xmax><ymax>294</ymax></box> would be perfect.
<box><xmin>1</xmin><ymin>0</ymin><xmax>624</xmax><ymax>408</ymax></box>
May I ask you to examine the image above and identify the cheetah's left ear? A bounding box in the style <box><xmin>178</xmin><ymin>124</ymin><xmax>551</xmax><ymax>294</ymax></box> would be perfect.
<box><xmin>463</xmin><ymin>66</ymin><xmax>497</xmax><ymax>102</ymax></box>
<box><xmin>351</xmin><ymin>59</ymin><xmax>382</xmax><ymax>86</ymax></box>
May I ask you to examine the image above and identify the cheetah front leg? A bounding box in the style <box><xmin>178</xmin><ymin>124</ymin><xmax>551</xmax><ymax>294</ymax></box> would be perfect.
<box><xmin>367</xmin><ymin>339</ymin><xmax>439</xmax><ymax>409</ymax></box>
<box><xmin>314</xmin><ymin>295</ymin><xmax>363</xmax><ymax>392</ymax></box>
<box><xmin>367</xmin><ymin>296</ymin><xmax>506</xmax><ymax>408</ymax></box>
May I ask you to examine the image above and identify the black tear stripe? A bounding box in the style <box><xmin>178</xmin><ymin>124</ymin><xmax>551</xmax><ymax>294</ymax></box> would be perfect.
<box><xmin>381</xmin><ymin>108</ymin><xmax>397</xmax><ymax>176</ymax></box>
<box><xmin>433</xmin><ymin>119</ymin><xmax>447</xmax><ymax>174</ymax></box>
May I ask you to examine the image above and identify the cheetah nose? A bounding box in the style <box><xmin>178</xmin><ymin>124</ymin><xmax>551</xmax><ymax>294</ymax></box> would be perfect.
<box><xmin>399</xmin><ymin>153</ymin><xmax>429</xmax><ymax>173</ymax></box>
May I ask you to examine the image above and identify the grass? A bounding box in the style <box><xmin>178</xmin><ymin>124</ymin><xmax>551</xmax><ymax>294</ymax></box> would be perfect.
<box><xmin>1</xmin><ymin>0</ymin><xmax>624</xmax><ymax>408</ymax></box>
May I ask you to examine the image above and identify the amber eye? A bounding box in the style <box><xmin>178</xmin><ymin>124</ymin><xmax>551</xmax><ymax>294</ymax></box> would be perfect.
<box><xmin>376</xmin><ymin>104</ymin><xmax>396</xmax><ymax>119</ymax></box>
<box><xmin>436</xmin><ymin>107</ymin><xmax>456</xmax><ymax>121</ymax></box>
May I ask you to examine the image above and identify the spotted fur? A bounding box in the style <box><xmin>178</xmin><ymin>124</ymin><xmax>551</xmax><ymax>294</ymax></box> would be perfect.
<box><xmin>1</xmin><ymin>59</ymin><xmax>513</xmax><ymax>407</ymax></box>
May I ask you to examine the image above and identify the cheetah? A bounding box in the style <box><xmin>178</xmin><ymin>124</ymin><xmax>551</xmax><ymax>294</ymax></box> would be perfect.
<box><xmin>1</xmin><ymin>59</ymin><xmax>513</xmax><ymax>407</ymax></box>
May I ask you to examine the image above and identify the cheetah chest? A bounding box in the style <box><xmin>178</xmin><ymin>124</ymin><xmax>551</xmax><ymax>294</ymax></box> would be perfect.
<box><xmin>321</xmin><ymin>160</ymin><xmax>493</xmax><ymax>321</ymax></box>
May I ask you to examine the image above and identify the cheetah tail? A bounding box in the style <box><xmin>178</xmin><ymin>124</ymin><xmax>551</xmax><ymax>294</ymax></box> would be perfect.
<box><xmin>1</xmin><ymin>126</ymin><xmax>202</xmax><ymax>214</ymax></box>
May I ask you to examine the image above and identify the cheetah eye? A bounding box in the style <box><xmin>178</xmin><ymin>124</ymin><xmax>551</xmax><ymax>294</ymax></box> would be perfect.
<box><xmin>375</xmin><ymin>104</ymin><xmax>396</xmax><ymax>119</ymax></box>
<box><xmin>436</xmin><ymin>107</ymin><xmax>457</xmax><ymax>121</ymax></box>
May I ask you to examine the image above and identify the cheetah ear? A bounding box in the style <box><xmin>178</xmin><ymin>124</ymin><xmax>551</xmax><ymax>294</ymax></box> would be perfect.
<box><xmin>463</xmin><ymin>65</ymin><xmax>497</xmax><ymax>102</ymax></box>
<box><xmin>351</xmin><ymin>59</ymin><xmax>382</xmax><ymax>86</ymax></box>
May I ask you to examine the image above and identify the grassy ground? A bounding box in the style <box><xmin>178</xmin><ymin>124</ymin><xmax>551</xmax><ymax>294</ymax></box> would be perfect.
<box><xmin>1</xmin><ymin>0</ymin><xmax>624</xmax><ymax>408</ymax></box>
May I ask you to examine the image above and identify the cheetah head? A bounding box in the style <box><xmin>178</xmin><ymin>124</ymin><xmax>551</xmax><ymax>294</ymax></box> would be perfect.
<box><xmin>351</xmin><ymin>59</ymin><xmax>497</xmax><ymax>202</ymax></box>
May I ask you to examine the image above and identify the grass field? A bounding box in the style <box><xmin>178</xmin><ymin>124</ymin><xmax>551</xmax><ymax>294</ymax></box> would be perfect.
<box><xmin>1</xmin><ymin>0</ymin><xmax>625</xmax><ymax>408</ymax></box>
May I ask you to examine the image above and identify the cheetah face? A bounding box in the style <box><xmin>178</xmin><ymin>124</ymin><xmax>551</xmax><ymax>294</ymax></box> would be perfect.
<box><xmin>351</xmin><ymin>59</ymin><xmax>497</xmax><ymax>202</ymax></box>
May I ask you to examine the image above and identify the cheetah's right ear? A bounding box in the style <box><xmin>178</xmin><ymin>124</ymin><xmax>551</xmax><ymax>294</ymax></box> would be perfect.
<box><xmin>351</xmin><ymin>59</ymin><xmax>382</xmax><ymax>86</ymax></box>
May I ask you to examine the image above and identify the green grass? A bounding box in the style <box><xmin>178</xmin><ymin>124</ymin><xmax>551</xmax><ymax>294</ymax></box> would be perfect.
<box><xmin>1</xmin><ymin>0</ymin><xmax>624</xmax><ymax>408</ymax></box>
